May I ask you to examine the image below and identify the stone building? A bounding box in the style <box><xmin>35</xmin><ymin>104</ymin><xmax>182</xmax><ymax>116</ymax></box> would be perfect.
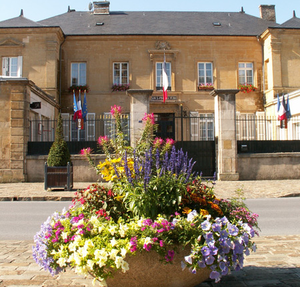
<box><xmin>0</xmin><ymin>2</ymin><xmax>299</xmax><ymax>182</ymax></box>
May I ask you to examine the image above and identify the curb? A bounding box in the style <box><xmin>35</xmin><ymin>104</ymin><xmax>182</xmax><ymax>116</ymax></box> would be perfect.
<box><xmin>0</xmin><ymin>196</ymin><xmax>74</xmax><ymax>201</ymax></box>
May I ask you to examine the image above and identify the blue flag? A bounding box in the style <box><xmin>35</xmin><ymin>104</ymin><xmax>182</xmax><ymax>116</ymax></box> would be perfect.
<box><xmin>73</xmin><ymin>91</ymin><xmax>78</xmax><ymax>121</ymax></box>
<box><xmin>286</xmin><ymin>95</ymin><xmax>291</xmax><ymax>119</ymax></box>
<box><xmin>82</xmin><ymin>90</ymin><xmax>88</xmax><ymax>122</ymax></box>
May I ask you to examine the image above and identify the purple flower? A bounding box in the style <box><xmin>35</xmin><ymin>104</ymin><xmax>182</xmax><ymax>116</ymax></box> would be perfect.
<box><xmin>201</xmin><ymin>246</ymin><xmax>210</xmax><ymax>256</ymax></box>
<box><xmin>227</xmin><ymin>223</ymin><xmax>239</xmax><ymax>236</ymax></box>
<box><xmin>205</xmin><ymin>254</ymin><xmax>215</xmax><ymax>265</ymax></box>
<box><xmin>198</xmin><ymin>259</ymin><xmax>206</xmax><ymax>268</ymax></box>
<box><xmin>201</xmin><ymin>220</ymin><xmax>211</xmax><ymax>231</ymax></box>
<box><xmin>212</xmin><ymin>223</ymin><xmax>221</xmax><ymax>233</ymax></box>
<box><xmin>143</xmin><ymin>243</ymin><xmax>152</xmax><ymax>251</ymax></box>
<box><xmin>184</xmin><ymin>255</ymin><xmax>193</xmax><ymax>265</ymax></box>
<box><xmin>210</xmin><ymin>271</ymin><xmax>221</xmax><ymax>282</ymax></box>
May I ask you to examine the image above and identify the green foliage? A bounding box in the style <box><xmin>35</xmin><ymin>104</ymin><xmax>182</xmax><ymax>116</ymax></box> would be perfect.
<box><xmin>47</xmin><ymin>113</ymin><xmax>71</xmax><ymax>167</ymax></box>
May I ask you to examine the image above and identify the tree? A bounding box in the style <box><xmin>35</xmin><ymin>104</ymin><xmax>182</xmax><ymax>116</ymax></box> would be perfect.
<box><xmin>47</xmin><ymin>113</ymin><xmax>71</xmax><ymax>166</ymax></box>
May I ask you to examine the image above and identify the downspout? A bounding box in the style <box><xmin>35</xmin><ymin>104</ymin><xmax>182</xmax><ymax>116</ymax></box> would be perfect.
<box><xmin>59</xmin><ymin>35</ymin><xmax>66</xmax><ymax>112</ymax></box>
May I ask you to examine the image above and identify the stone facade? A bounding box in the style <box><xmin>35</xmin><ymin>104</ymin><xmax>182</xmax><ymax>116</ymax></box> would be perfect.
<box><xmin>1</xmin><ymin>4</ymin><xmax>300</xmax><ymax>182</ymax></box>
<box><xmin>60</xmin><ymin>35</ymin><xmax>264</xmax><ymax>117</ymax></box>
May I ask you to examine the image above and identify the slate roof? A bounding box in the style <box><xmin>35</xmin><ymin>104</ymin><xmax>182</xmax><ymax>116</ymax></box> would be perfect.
<box><xmin>278</xmin><ymin>17</ymin><xmax>300</xmax><ymax>29</ymax></box>
<box><xmin>0</xmin><ymin>15</ymin><xmax>44</xmax><ymax>28</ymax></box>
<box><xmin>37</xmin><ymin>10</ymin><xmax>277</xmax><ymax>36</ymax></box>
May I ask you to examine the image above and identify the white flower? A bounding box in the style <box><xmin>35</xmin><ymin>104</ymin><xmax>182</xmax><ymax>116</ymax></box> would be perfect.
<box><xmin>120</xmin><ymin>247</ymin><xmax>127</xmax><ymax>258</ymax></box>
<box><xmin>119</xmin><ymin>224</ymin><xmax>128</xmax><ymax>237</ymax></box>
<box><xmin>68</xmin><ymin>241</ymin><xmax>77</xmax><ymax>252</ymax></box>
<box><xmin>187</xmin><ymin>210</ymin><xmax>198</xmax><ymax>222</ymax></box>
<box><xmin>108</xmin><ymin>225</ymin><xmax>117</xmax><ymax>235</ymax></box>
<box><xmin>87</xmin><ymin>259</ymin><xmax>94</xmax><ymax>270</ymax></box>
<box><xmin>61</xmin><ymin>232</ymin><xmax>68</xmax><ymax>240</ymax></box>
<box><xmin>121</xmin><ymin>260</ymin><xmax>129</xmax><ymax>273</ymax></box>
<box><xmin>73</xmin><ymin>252</ymin><xmax>82</xmax><ymax>265</ymax></box>
<box><xmin>144</xmin><ymin>237</ymin><xmax>152</xmax><ymax>245</ymax></box>
<box><xmin>109</xmin><ymin>248</ymin><xmax>119</xmax><ymax>260</ymax></box>
<box><xmin>57</xmin><ymin>257</ymin><xmax>67</xmax><ymax>267</ymax></box>
<box><xmin>110</xmin><ymin>237</ymin><xmax>117</xmax><ymax>247</ymax></box>
<box><xmin>115</xmin><ymin>256</ymin><xmax>123</xmax><ymax>269</ymax></box>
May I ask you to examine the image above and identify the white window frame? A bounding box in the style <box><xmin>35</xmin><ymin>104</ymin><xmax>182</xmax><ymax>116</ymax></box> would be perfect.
<box><xmin>71</xmin><ymin>62</ymin><xmax>86</xmax><ymax>86</ymax></box>
<box><xmin>156</xmin><ymin>62</ymin><xmax>171</xmax><ymax>90</ymax></box>
<box><xmin>2</xmin><ymin>56</ymin><xmax>22</xmax><ymax>77</ymax></box>
<box><xmin>190</xmin><ymin>112</ymin><xmax>214</xmax><ymax>141</ymax></box>
<box><xmin>238</xmin><ymin>62</ymin><xmax>253</xmax><ymax>85</ymax></box>
<box><xmin>113</xmin><ymin>62</ymin><xmax>129</xmax><ymax>85</ymax></box>
<box><xmin>198</xmin><ymin>62</ymin><xmax>213</xmax><ymax>86</ymax></box>
<box><xmin>104</xmin><ymin>112</ymin><xmax>130</xmax><ymax>141</ymax></box>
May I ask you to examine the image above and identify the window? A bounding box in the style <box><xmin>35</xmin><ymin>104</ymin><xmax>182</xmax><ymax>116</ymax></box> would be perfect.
<box><xmin>190</xmin><ymin>112</ymin><xmax>214</xmax><ymax>141</ymax></box>
<box><xmin>113</xmin><ymin>62</ymin><xmax>129</xmax><ymax>84</ymax></box>
<box><xmin>198</xmin><ymin>62</ymin><xmax>213</xmax><ymax>86</ymax></box>
<box><xmin>156</xmin><ymin>62</ymin><xmax>171</xmax><ymax>90</ymax></box>
<box><xmin>104</xmin><ymin>113</ymin><xmax>130</xmax><ymax>142</ymax></box>
<box><xmin>2</xmin><ymin>56</ymin><xmax>22</xmax><ymax>77</ymax></box>
<box><xmin>71</xmin><ymin>63</ymin><xmax>86</xmax><ymax>86</ymax></box>
<box><xmin>239</xmin><ymin>62</ymin><xmax>253</xmax><ymax>85</ymax></box>
<box><xmin>294</xmin><ymin>123</ymin><xmax>300</xmax><ymax>140</ymax></box>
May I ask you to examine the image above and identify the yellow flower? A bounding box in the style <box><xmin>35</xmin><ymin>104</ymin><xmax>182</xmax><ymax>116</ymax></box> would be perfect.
<box><xmin>182</xmin><ymin>207</ymin><xmax>192</xmax><ymax>214</ymax></box>
<box><xmin>200</xmin><ymin>209</ymin><xmax>209</xmax><ymax>216</ymax></box>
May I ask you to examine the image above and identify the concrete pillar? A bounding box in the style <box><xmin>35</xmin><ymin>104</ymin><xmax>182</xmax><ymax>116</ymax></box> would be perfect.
<box><xmin>126</xmin><ymin>89</ymin><xmax>153</xmax><ymax>147</ymax></box>
<box><xmin>211</xmin><ymin>89</ymin><xmax>239</xmax><ymax>181</ymax></box>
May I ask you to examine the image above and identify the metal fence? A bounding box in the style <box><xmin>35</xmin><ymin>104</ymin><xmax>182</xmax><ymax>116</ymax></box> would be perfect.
<box><xmin>236</xmin><ymin>114</ymin><xmax>300</xmax><ymax>140</ymax></box>
<box><xmin>29</xmin><ymin>114</ymin><xmax>130</xmax><ymax>142</ymax></box>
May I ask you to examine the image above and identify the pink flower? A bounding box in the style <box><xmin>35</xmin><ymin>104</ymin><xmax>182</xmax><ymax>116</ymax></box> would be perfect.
<box><xmin>166</xmin><ymin>138</ymin><xmax>175</xmax><ymax>145</ymax></box>
<box><xmin>98</xmin><ymin>136</ymin><xmax>109</xmax><ymax>146</ymax></box>
<box><xmin>110</xmin><ymin>105</ymin><xmax>122</xmax><ymax>116</ymax></box>
<box><xmin>80</xmin><ymin>147</ymin><xmax>91</xmax><ymax>155</ymax></box>
<box><xmin>142</xmin><ymin>113</ymin><xmax>155</xmax><ymax>125</ymax></box>
<box><xmin>154</xmin><ymin>137</ymin><xmax>164</xmax><ymax>146</ymax></box>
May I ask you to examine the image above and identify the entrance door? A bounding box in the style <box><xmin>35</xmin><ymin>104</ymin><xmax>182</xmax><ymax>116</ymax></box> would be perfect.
<box><xmin>154</xmin><ymin>113</ymin><xmax>175</xmax><ymax>139</ymax></box>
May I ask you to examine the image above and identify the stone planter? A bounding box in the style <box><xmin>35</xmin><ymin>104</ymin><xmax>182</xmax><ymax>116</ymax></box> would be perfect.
<box><xmin>44</xmin><ymin>162</ymin><xmax>73</xmax><ymax>191</ymax></box>
<box><xmin>106</xmin><ymin>247</ymin><xmax>210</xmax><ymax>287</ymax></box>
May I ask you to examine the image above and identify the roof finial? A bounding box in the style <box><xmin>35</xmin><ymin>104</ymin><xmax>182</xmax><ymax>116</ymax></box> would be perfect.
<box><xmin>240</xmin><ymin>7</ymin><xmax>245</xmax><ymax>14</ymax></box>
<box><xmin>20</xmin><ymin>9</ymin><xmax>24</xmax><ymax>17</ymax></box>
<box><xmin>293</xmin><ymin>10</ymin><xmax>296</xmax><ymax>18</ymax></box>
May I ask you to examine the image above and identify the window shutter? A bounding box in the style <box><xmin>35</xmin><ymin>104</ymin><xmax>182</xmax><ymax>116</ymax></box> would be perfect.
<box><xmin>190</xmin><ymin>111</ymin><xmax>199</xmax><ymax>141</ymax></box>
<box><xmin>2</xmin><ymin>57</ymin><xmax>8</xmax><ymax>76</ymax></box>
<box><xmin>86</xmin><ymin>113</ymin><xmax>95</xmax><ymax>141</ymax></box>
<box><xmin>17</xmin><ymin>56</ymin><xmax>23</xmax><ymax>77</ymax></box>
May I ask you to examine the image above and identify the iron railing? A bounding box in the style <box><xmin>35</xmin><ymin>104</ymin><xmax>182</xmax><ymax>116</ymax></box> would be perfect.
<box><xmin>236</xmin><ymin>114</ymin><xmax>300</xmax><ymax>140</ymax></box>
<box><xmin>29</xmin><ymin>114</ymin><xmax>130</xmax><ymax>142</ymax></box>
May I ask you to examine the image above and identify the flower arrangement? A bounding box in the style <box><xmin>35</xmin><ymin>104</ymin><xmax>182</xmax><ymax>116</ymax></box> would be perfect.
<box><xmin>238</xmin><ymin>84</ymin><xmax>257</xmax><ymax>93</ymax></box>
<box><xmin>198</xmin><ymin>83</ymin><xmax>214</xmax><ymax>90</ymax></box>
<box><xmin>33</xmin><ymin>105</ymin><xmax>259</xmax><ymax>287</ymax></box>
<box><xmin>69</xmin><ymin>85</ymin><xmax>89</xmax><ymax>93</ymax></box>
<box><xmin>111</xmin><ymin>84</ymin><xmax>130</xmax><ymax>92</ymax></box>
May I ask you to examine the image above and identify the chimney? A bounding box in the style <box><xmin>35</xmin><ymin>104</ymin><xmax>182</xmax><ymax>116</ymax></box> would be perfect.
<box><xmin>259</xmin><ymin>5</ymin><xmax>276</xmax><ymax>22</ymax></box>
<box><xmin>93</xmin><ymin>1</ymin><xmax>110</xmax><ymax>15</ymax></box>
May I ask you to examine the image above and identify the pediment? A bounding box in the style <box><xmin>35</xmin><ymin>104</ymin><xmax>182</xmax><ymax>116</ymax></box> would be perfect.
<box><xmin>0</xmin><ymin>38</ymin><xmax>24</xmax><ymax>47</ymax></box>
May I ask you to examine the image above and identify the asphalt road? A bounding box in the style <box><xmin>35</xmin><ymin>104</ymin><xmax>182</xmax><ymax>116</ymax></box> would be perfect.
<box><xmin>0</xmin><ymin>198</ymin><xmax>299</xmax><ymax>240</ymax></box>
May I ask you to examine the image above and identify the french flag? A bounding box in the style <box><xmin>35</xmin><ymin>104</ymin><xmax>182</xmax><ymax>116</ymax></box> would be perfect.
<box><xmin>73</xmin><ymin>90</ymin><xmax>82</xmax><ymax>121</ymax></box>
<box><xmin>162</xmin><ymin>54</ymin><xmax>168</xmax><ymax>103</ymax></box>
<box><xmin>278</xmin><ymin>94</ymin><xmax>287</xmax><ymax>121</ymax></box>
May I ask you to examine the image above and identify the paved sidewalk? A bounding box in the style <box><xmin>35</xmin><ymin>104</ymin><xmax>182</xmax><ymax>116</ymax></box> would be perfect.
<box><xmin>0</xmin><ymin>235</ymin><xmax>300</xmax><ymax>287</ymax></box>
<box><xmin>0</xmin><ymin>180</ymin><xmax>300</xmax><ymax>286</ymax></box>
<box><xmin>0</xmin><ymin>179</ymin><xmax>300</xmax><ymax>201</ymax></box>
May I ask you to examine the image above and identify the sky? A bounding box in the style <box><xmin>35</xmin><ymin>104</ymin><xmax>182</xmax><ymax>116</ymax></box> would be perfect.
<box><xmin>0</xmin><ymin>0</ymin><xmax>299</xmax><ymax>24</ymax></box>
